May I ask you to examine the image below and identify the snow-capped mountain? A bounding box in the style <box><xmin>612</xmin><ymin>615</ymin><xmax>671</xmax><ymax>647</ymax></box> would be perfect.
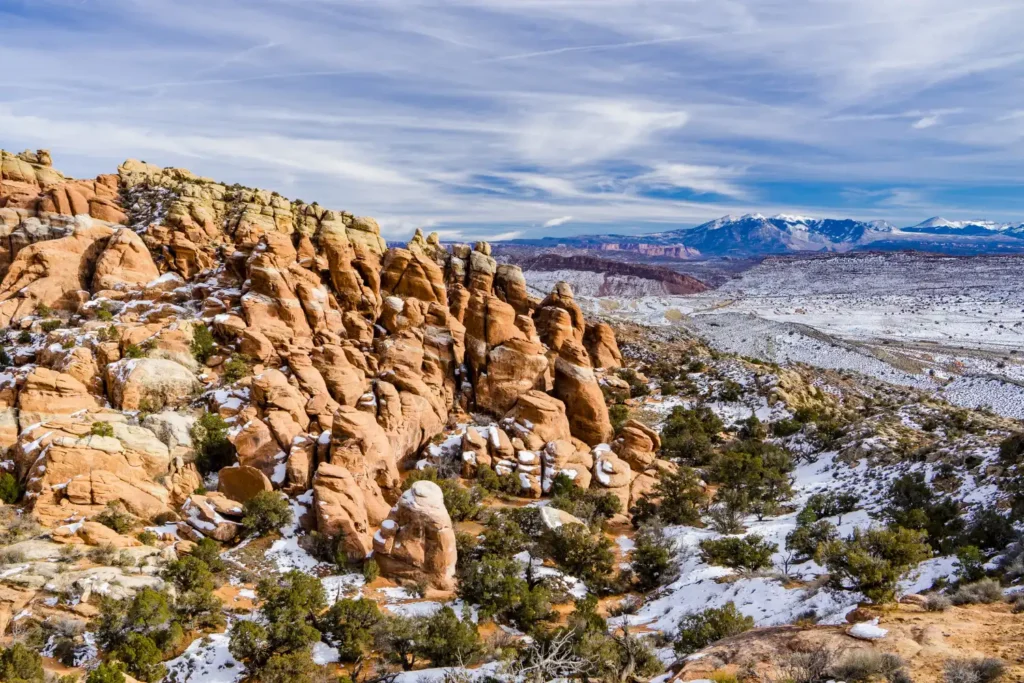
<box><xmin>902</xmin><ymin>217</ymin><xmax>1024</xmax><ymax>236</ymax></box>
<box><xmin>507</xmin><ymin>214</ymin><xmax>1024</xmax><ymax>258</ymax></box>
<box><xmin>651</xmin><ymin>214</ymin><xmax>898</xmax><ymax>256</ymax></box>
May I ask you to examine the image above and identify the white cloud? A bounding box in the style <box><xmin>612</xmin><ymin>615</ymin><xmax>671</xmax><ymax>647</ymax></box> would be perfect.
<box><xmin>1</xmin><ymin>0</ymin><xmax>1023</xmax><ymax>235</ymax></box>
<box><xmin>543</xmin><ymin>216</ymin><xmax>573</xmax><ymax>228</ymax></box>
<box><xmin>631</xmin><ymin>163</ymin><xmax>748</xmax><ymax>199</ymax></box>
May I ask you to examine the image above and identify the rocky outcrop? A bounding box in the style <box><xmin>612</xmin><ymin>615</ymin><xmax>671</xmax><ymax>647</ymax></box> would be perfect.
<box><xmin>0</xmin><ymin>149</ymin><xmax>626</xmax><ymax>569</ymax></box>
<box><xmin>372</xmin><ymin>481</ymin><xmax>457</xmax><ymax>591</ymax></box>
<box><xmin>584</xmin><ymin>322</ymin><xmax>622</xmax><ymax>370</ymax></box>
<box><xmin>553</xmin><ymin>341</ymin><xmax>613</xmax><ymax>446</ymax></box>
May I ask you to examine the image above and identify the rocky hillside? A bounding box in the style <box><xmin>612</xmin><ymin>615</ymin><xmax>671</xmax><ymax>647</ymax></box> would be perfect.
<box><xmin>1</xmin><ymin>148</ymin><xmax>1024</xmax><ymax>683</ymax></box>
<box><xmin>498</xmin><ymin>252</ymin><xmax>709</xmax><ymax>297</ymax></box>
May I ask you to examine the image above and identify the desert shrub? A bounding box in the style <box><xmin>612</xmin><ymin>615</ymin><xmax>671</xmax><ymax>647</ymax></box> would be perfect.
<box><xmin>87</xmin><ymin>662</ymin><xmax>126</xmax><ymax>683</ymax></box>
<box><xmin>950</xmin><ymin>578</ymin><xmax>1003</xmax><ymax>605</ymax></box>
<box><xmin>673</xmin><ymin>602</ymin><xmax>754</xmax><ymax>656</ymax></box>
<box><xmin>403</xmin><ymin>468</ymin><xmax>481</xmax><ymax>521</ymax></box>
<box><xmin>241</xmin><ymin>491</ymin><xmax>292</xmax><ymax>537</ymax></box>
<box><xmin>544</xmin><ymin>523</ymin><xmax>617</xmax><ymax>590</ymax></box>
<box><xmin>608</xmin><ymin>404</ymin><xmax>629</xmax><ymax>433</ymax></box>
<box><xmin>163</xmin><ymin>555</ymin><xmax>214</xmax><ymax>593</ymax></box>
<box><xmin>114</xmin><ymin>631</ymin><xmax>166</xmax><ymax>682</ymax></box>
<box><xmin>89</xmin><ymin>543</ymin><xmax>120</xmax><ymax>566</ymax></box>
<box><xmin>58</xmin><ymin>544</ymin><xmax>82</xmax><ymax>563</ymax></box>
<box><xmin>828</xmin><ymin>650</ymin><xmax>906</xmax><ymax>682</ymax></box>
<box><xmin>229</xmin><ymin>571</ymin><xmax>325</xmax><ymax>673</ymax></box>
<box><xmin>816</xmin><ymin>526</ymin><xmax>931</xmax><ymax>604</ymax></box>
<box><xmin>0</xmin><ymin>547</ymin><xmax>27</xmax><ymax>564</ymax></box>
<box><xmin>617</xmin><ymin>368</ymin><xmax>649</xmax><ymax>398</ymax></box>
<box><xmin>362</xmin><ymin>558</ymin><xmax>379</xmax><ymax>583</ymax></box>
<box><xmin>416</xmin><ymin>605</ymin><xmax>482</xmax><ymax>667</ymax></box>
<box><xmin>96</xmin><ymin>501</ymin><xmax>136</xmax><ymax>534</ymax></box>
<box><xmin>661</xmin><ymin>404</ymin><xmax>724</xmax><ymax>465</ymax></box>
<box><xmin>373</xmin><ymin>614</ymin><xmax>425</xmax><ymax>671</ymax></box>
<box><xmin>137</xmin><ymin>530</ymin><xmax>158</xmax><ymax>546</ymax></box>
<box><xmin>632</xmin><ymin>521</ymin><xmax>680</xmax><ymax>591</ymax></box>
<box><xmin>474</xmin><ymin>462</ymin><xmax>501</xmax><ymax>491</ymax></box>
<box><xmin>457</xmin><ymin>556</ymin><xmax>551</xmax><ymax>629</ymax></box>
<box><xmin>630</xmin><ymin>464</ymin><xmax>705</xmax><ymax>527</ymax></box>
<box><xmin>738</xmin><ymin>415</ymin><xmax>766</xmax><ymax>441</ymax></box>
<box><xmin>262</xmin><ymin>652</ymin><xmax>317</xmax><ymax>683</ymax></box>
<box><xmin>883</xmin><ymin>472</ymin><xmax>964</xmax><ymax>552</ymax></box>
<box><xmin>786</xmin><ymin>520</ymin><xmax>839</xmax><ymax>563</ymax></box>
<box><xmin>16</xmin><ymin>330</ymin><xmax>32</xmax><ymax>344</ymax></box>
<box><xmin>222</xmin><ymin>353</ymin><xmax>253</xmax><ymax>382</ymax></box>
<box><xmin>123</xmin><ymin>343</ymin><xmax>145</xmax><ymax>359</ymax></box>
<box><xmin>717</xmin><ymin>379</ymin><xmax>743</xmax><ymax>402</ymax></box>
<box><xmin>96</xmin><ymin>306</ymin><xmax>114</xmax><ymax>322</ymax></box>
<box><xmin>799</xmin><ymin>491</ymin><xmax>861</xmax><ymax>525</ymax></box>
<box><xmin>190</xmin><ymin>323</ymin><xmax>216</xmax><ymax>363</ymax></box>
<box><xmin>699</xmin><ymin>534</ymin><xmax>777</xmax><ymax>572</ymax></box>
<box><xmin>771</xmin><ymin>418</ymin><xmax>802</xmax><ymax>437</ymax></box>
<box><xmin>90</xmin><ymin>421</ymin><xmax>115</xmax><ymax>438</ymax></box>
<box><xmin>961</xmin><ymin>509</ymin><xmax>1016</xmax><ymax>552</ymax></box>
<box><xmin>925</xmin><ymin>594</ymin><xmax>952</xmax><ymax>612</ymax></box>
<box><xmin>319</xmin><ymin>597</ymin><xmax>382</xmax><ymax>661</ymax></box>
<box><xmin>0</xmin><ymin>642</ymin><xmax>44</xmax><ymax>682</ymax></box>
<box><xmin>943</xmin><ymin>657</ymin><xmax>1006</xmax><ymax>683</ymax></box>
<box><xmin>955</xmin><ymin>545</ymin><xmax>987</xmax><ymax>583</ymax></box>
<box><xmin>549</xmin><ymin>473</ymin><xmax>621</xmax><ymax>526</ymax></box>
<box><xmin>999</xmin><ymin>433</ymin><xmax>1024</xmax><ymax>465</ymax></box>
<box><xmin>711</xmin><ymin>440</ymin><xmax>793</xmax><ymax>518</ymax></box>
<box><xmin>0</xmin><ymin>472</ymin><xmax>21</xmax><ymax>504</ymax></box>
<box><xmin>190</xmin><ymin>411</ymin><xmax>235</xmax><ymax>474</ymax></box>
<box><xmin>40</xmin><ymin>319</ymin><xmax>62</xmax><ymax>333</ymax></box>
<box><xmin>706</xmin><ymin>499</ymin><xmax>746</xmax><ymax>535</ymax></box>
<box><xmin>478</xmin><ymin>510</ymin><xmax>532</xmax><ymax>559</ymax></box>
<box><xmin>189</xmin><ymin>537</ymin><xmax>226</xmax><ymax>573</ymax></box>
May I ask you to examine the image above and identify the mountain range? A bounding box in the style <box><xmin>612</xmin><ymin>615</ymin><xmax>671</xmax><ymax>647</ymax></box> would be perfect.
<box><xmin>510</xmin><ymin>214</ymin><xmax>1024</xmax><ymax>258</ymax></box>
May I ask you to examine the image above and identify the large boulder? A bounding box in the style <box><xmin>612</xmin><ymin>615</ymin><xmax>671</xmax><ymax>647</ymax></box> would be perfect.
<box><xmin>92</xmin><ymin>227</ymin><xmax>160</xmax><ymax>290</ymax></box>
<box><xmin>553</xmin><ymin>341</ymin><xmax>613</xmax><ymax>446</ymax></box>
<box><xmin>218</xmin><ymin>465</ymin><xmax>274</xmax><ymax>503</ymax></box>
<box><xmin>312</xmin><ymin>462</ymin><xmax>373</xmax><ymax>560</ymax></box>
<box><xmin>612</xmin><ymin>419</ymin><xmax>661</xmax><ymax>470</ymax></box>
<box><xmin>372</xmin><ymin>480</ymin><xmax>457</xmax><ymax>591</ymax></box>
<box><xmin>584</xmin><ymin>322</ymin><xmax>622</xmax><ymax>370</ymax></box>
<box><xmin>106</xmin><ymin>358</ymin><xmax>199</xmax><ymax>411</ymax></box>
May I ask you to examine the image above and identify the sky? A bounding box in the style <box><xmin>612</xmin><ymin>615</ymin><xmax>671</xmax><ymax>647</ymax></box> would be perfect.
<box><xmin>1</xmin><ymin>0</ymin><xmax>1023</xmax><ymax>241</ymax></box>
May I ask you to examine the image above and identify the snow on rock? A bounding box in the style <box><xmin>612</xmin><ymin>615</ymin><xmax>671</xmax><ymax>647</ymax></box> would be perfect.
<box><xmin>848</xmin><ymin>618</ymin><xmax>888</xmax><ymax>640</ymax></box>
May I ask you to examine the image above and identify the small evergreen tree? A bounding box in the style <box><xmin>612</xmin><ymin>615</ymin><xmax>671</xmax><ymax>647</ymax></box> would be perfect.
<box><xmin>673</xmin><ymin>602</ymin><xmax>754</xmax><ymax>655</ymax></box>
<box><xmin>816</xmin><ymin>526</ymin><xmax>931</xmax><ymax>604</ymax></box>
<box><xmin>241</xmin><ymin>491</ymin><xmax>292</xmax><ymax>537</ymax></box>
<box><xmin>632</xmin><ymin>521</ymin><xmax>680</xmax><ymax>591</ymax></box>
<box><xmin>190</xmin><ymin>323</ymin><xmax>216</xmax><ymax>363</ymax></box>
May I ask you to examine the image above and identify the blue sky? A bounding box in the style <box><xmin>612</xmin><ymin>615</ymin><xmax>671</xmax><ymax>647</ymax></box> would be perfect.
<box><xmin>2</xmin><ymin>0</ymin><xmax>1023</xmax><ymax>240</ymax></box>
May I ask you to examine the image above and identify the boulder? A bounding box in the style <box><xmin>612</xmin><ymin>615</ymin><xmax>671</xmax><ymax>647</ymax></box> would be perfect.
<box><xmin>92</xmin><ymin>227</ymin><xmax>160</xmax><ymax>290</ymax></box>
<box><xmin>106</xmin><ymin>358</ymin><xmax>199</xmax><ymax>411</ymax></box>
<box><xmin>584</xmin><ymin>322</ymin><xmax>622</xmax><ymax>370</ymax></box>
<box><xmin>218</xmin><ymin>465</ymin><xmax>273</xmax><ymax>503</ymax></box>
<box><xmin>553</xmin><ymin>341</ymin><xmax>613</xmax><ymax>446</ymax></box>
<box><xmin>612</xmin><ymin>420</ymin><xmax>661</xmax><ymax>470</ymax></box>
<box><xmin>312</xmin><ymin>462</ymin><xmax>373</xmax><ymax>559</ymax></box>
<box><xmin>372</xmin><ymin>481</ymin><xmax>457</xmax><ymax>591</ymax></box>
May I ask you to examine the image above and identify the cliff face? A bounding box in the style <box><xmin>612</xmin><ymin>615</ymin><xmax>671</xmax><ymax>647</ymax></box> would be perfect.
<box><xmin>509</xmin><ymin>252</ymin><xmax>709</xmax><ymax>296</ymax></box>
<box><xmin>0</xmin><ymin>148</ymin><xmax>636</xmax><ymax>588</ymax></box>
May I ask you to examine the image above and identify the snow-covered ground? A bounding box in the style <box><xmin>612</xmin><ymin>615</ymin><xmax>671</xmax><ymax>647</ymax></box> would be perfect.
<box><xmin>563</xmin><ymin>253</ymin><xmax>1024</xmax><ymax>418</ymax></box>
